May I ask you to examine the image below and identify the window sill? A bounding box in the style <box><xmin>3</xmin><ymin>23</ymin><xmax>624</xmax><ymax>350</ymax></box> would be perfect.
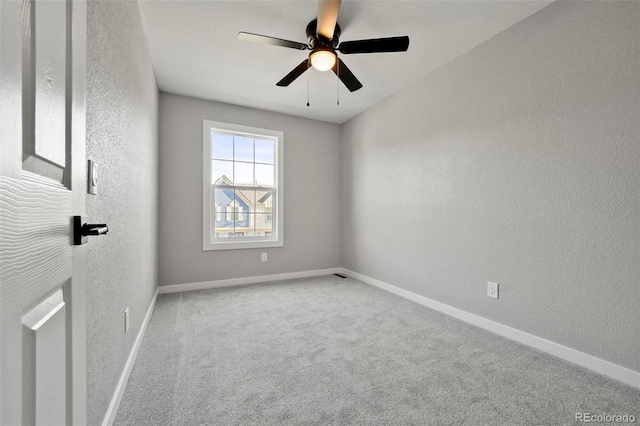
<box><xmin>203</xmin><ymin>239</ymin><xmax>283</xmax><ymax>251</ymax></box>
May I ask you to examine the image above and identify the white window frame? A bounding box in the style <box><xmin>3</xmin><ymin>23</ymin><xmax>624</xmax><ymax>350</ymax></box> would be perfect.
<box><xmin>202</xmin><ymin>120</ymin><xmax>284</xmax><ymax>251</ymax></box>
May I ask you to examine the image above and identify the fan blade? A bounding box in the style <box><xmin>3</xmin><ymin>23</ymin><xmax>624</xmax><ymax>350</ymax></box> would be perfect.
<box><xmin>317</xmin><ymin>0</ymin><xmax>341</xmax><ymax>40</ymax></box>
<box><xmin>338</xmin><ymin>36</ymin><xmax>409</xmax><ymax>54</ymax></box>
<box><xmin>238</xmin><ymin>32</ymin><xmax>308</xmax><ymax>50</ymax></box>
<box><xmin>332</xmin><ymin>58</ymin><xmax>362</xmax><ymax>92</ymax></box>
<box><xmin>276</xmin><ymin>59</ymin><xmax>310</xmax><ymax>87</ymax></box>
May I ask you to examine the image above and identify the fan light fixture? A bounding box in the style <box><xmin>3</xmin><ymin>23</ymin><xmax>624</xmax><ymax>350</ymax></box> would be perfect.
<box><xmin>237</xmin><ymin>0</ymin><xmax>410</xmax><ymax>92</ymax></box>
<box><xmin>310</xmin><ymin>48</ymin><xmax>336</xmax><ymax>72</ymax></box>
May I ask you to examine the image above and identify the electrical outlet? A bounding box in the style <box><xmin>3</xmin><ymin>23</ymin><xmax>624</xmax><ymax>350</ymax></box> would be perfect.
<box><xmin>261</xmin><ymin>252</ymin><xmax>267</xmax><ymax>262</ymax></box>
<box><xmin>124</xmin><ymin>308</ymin><xmax>130</xmax><ymax>333</ymax></box>
<box><xmin>487</xmin><ymin>282</ymin><xmax>499</xmax><ymax>299</ymax></box>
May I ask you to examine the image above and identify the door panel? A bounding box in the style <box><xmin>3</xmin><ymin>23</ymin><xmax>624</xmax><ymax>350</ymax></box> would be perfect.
<box><xmin>22</xmin><ymin>0</ymin><xmax>69</xmax><ymax>183</ymax></box>
<box><xmin>33</xmin><ymin>0</ymin><xmax>68</xmax><ymax>169</ymax></box>
<box><xmin>0</xmin><ymin>0</ymin><xmax>87</xmax><ymax>424</ymax></box>
<box><xmin>22</xmin><ymin>287</ymin><xmax>67</xmax><ymax>425</ymax></box>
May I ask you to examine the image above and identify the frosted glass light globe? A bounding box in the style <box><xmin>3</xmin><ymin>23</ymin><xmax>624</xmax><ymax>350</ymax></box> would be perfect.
<box><xmin>310</xmin><ymin>49</ymin><xmax>336</xmax><ymax>72</ymax></box>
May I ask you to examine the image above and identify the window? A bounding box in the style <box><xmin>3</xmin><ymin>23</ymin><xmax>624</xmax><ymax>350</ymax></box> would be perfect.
<box><xmin>203</xmin><ymin>120</ymin><xmax>284</xmax><ymax>250</ymax></box>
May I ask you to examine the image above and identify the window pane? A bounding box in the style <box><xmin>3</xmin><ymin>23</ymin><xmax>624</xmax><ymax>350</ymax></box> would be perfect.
<box><xmin>234</xmin><ymin>161</ymin><xmax>253</xmax><ymax>185</ymax></box>
<box><xmin>234</xmin><ymin>229</ymin><xmax>255</xmax><ymax>238</ymax></box>
<box><xmin>214</xmin><ymin>223</ymin><xmax>233</xmax><ymax>238</ymax></box>
<box><xmin>233</xmin><ymin>189</ymin><xmax>250</xmax><ymax>220</ymax></box>
<box><xmin>234</xmin><ymin>136</ymin><xmax>254</xmax><ymax>162</ymax></box>
<box><xmin>247</xmin><ymin>213</ymin><xmax>258</xmax><ymax>237</ymax></box>
<box><xmin>212</xmin><ymin>195</ymin><xmax>225</xmax><ymax>223</ymax></box>
<box><xmin>255</xmin><ymin>189</ymin><xmax>273</xmax><ymax>213</ymax></box>
<box><xmin>212</xmin><ymin>160</ymin><xmax>233</xmax><ymax>184</ymax></box>
<box><xmin>233</xmin><ymin>207</ymin><xmax>249</xmax><ymax>230</ymax></box>
<box><xmin>213</xmin><ymin>188</ymin><xmax>234</xmax><ymax>233</ymax></box>
<box><xmin>212</xmin><ymin>132</ymin><xmax>233</xmax><ymax>160</ymax></box>
<box><xmin>214</xmin><ymin>187</ymin><xmax>234</xmax><ymax>209</ymax></box>
<box><xmin>255</xmin><ymin>138</ymin><xmax>274</xmax><ymax>164</ymax></box>
<box><xmin>254</xmin><ymin>214</ymin><xmax>273</xmax><ymax>236</ymax></box>
<box><xmin>255</xmin><ymin>164</ymin><xmax>274</xmax><ymax>187</ymax></box>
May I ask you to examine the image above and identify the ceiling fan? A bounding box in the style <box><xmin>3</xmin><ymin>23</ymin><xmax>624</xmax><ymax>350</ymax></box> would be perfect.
<box><xmin>237</xmin><ymin>0</ymin><xmax>409</xmax><ymax>92</ymax></box>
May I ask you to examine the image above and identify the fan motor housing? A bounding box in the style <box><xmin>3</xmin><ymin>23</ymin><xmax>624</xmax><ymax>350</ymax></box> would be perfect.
<box><xmin>306</xmin><ymin>19</ymin><xmax>341</xmax><ymax>49</ymax></box>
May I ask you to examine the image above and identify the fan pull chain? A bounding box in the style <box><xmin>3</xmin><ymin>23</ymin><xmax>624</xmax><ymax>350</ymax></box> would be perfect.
<box><xmin>307</xmin><ymin>75</ymin><xmax>310</xmax><ymax>107</ymax></box>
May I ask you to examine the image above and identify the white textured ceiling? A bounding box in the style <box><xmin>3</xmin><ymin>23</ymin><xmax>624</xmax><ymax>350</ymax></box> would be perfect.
<box><xmin>137</xmin><ymin>1</ymin><xmax>552</xmax><ymax>124</ymax></box>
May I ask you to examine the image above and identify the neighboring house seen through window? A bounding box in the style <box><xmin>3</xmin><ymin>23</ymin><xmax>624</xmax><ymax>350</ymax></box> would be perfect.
<box><xmin>202</xmin><ymin>120</ymin><xmax>284</xmax><ymax>250</ymax></box>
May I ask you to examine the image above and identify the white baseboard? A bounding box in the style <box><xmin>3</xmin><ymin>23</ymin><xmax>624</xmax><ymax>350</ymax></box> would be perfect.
<box><xmin>102</xmin><ymin>287</ymin><xmax>159</xmax><ymax>426</ymax></box>
<box><xmin>341</xmin><ymin>268</ymin><xmax>640</xmax><ymax>390</ymax></box>
<box><xmin>158</xmin><ymin>268</ymin><xmax>343</xmax><ymax>294</ymax></box>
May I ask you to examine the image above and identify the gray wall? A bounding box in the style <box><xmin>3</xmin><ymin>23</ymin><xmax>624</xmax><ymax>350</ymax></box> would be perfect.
<box><xmin>84</xmin><ymin>5</ymin><xmax>638</xmax><ymax>422</ymax></box>
<box><xmin>158</xmin><ymin>93</ymin><xmax>341</xmax><ymax>286</ymax></box>
<box><xmin>86</xmin><ymin>1</ymin><xmax>159</xmax><ymax>424</ymax></box>
<box><xmin>340</xmin><ymin>1</ymin><xmax>639</xmax><ymax>372</ymax></box>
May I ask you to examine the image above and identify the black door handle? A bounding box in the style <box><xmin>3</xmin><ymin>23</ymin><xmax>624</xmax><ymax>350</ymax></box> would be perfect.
<box><xmin>82</xmin><ymin>223</ymin><xmax>108</xmax><ymax>236</ymax></box>
<box><xmin>73</xmin><ymin>216</ymin><xmax>108</xmax><ymax>245</ymax></box>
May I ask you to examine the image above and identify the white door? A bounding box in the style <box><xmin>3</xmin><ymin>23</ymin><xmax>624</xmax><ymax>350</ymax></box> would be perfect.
<box><xmin>1</xmin><ymin>0</ymin><xmax>87</xmax><ymax>424</ymax></box>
